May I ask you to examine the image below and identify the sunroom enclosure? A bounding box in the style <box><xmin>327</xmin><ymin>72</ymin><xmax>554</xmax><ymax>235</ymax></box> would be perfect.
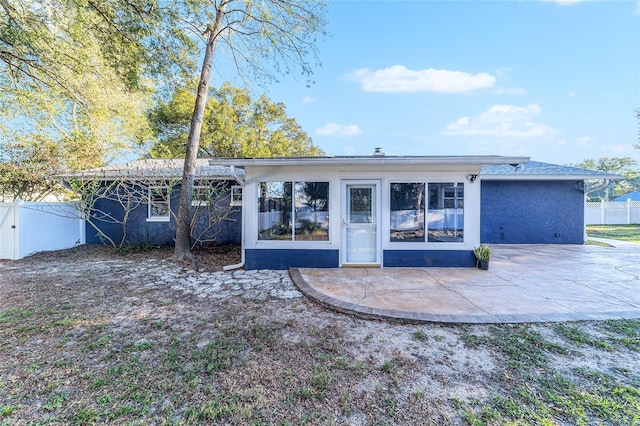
<box><xmin>211</xmin><ymin>156</ymin><xmax>528</xmax><ymax>270</ymax></box>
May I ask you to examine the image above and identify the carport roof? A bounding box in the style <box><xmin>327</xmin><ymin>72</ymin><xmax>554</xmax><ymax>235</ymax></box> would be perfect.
<box><xmin>56</xmin><ymin>159</ymin><xmax>243</xmax><ymax>181</ymax></box>
<box><xmin>481</xmin><ymin>161</ymin><xmax>623</xmax><ymax>181</ymax></box>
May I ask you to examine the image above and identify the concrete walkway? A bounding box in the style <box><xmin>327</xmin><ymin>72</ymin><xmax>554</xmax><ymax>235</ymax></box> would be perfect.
<box><xmin>290</xmin><ymin>242</ymin><xmax>640</xmax><ymax>324</ymax></box>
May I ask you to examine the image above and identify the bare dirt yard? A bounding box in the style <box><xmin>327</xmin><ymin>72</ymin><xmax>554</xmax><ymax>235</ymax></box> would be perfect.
<box><xmin>1</xmin><ymin>245</ymin><xmax>639</xmax><ymax>425</ymax></box>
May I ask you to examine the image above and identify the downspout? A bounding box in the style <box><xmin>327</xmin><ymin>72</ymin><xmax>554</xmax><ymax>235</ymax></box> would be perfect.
<box><xmin>583</xmin><ymin>179</ymin><xmax>609</xmax><ymax>243</ymax></box>
<box><xmin>224</xmin><ymin>165</ymin><xmax>245</xmax><ymax>270</ymax></box>
<box><xmin>229</xmin><ymin>165</ymin><xmax>244</xmax><ymax>186</ymax></box>
<box><xmin>223</xmin><ymin>229</ymin><xmax>244</xmax><ymax>271</ymax></box>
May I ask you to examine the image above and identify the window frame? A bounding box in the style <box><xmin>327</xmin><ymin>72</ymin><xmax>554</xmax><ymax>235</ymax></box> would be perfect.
<box><xmin>257</xmin><ymin>180</ymin><xmax>330</xmax><ymax>242</ymax></box>
<box><xmin>191</xmin><ymin>184</ymin><xmax>212</xmax><ymax>207</ymax></box>
<box><xmin>427</xmin><ymin>181</ymin><xmax>464</xmax><ymax>243</ymax></box>
<box><xmin>388</xmin><ymin>181</ymin><xmax>465</xmax><ymax>245</ymax></box>
<box><xmin>389</xmin><ymin>182</ymin><xmax>426</xmax><ymax>243</ymax></box>
<box><xmin>147</xmin><ymin>186</ymin><xmax>171</xmax><ymax>222</ymax></box>
<box><xmin>230</xmin><ymin>185</ymin><xmax>243</xmax><ymax>206</ymax></box>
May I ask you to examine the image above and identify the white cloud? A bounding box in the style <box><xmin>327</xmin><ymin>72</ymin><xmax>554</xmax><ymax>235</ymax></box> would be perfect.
<box><xmin>578</xmin><ymin>136</ymin><xmax>592</xmax><ymax>143</ymax></box>
<box><xmin>345</xmin><ymin>65</ymin><xmax>496</xmax><ymax>94</ymax></box>
<box><xmin>302</xmin><ymin>96</ymin><xmax>316</xmax><ymax>104</ymax></box>
<box><xmin>441</xmin><ymin>104</ymin><xmax>557</xmax><ymax>138</ymax></box>
<box><xmin>316</xmin><ymin>123</ymin><xmax>363</xmax><ymax>137</ymax></box>
<box><xmin>636</xmin><ymin>1</ymin><xmax>640</xmax><ymax>15</ymax></box>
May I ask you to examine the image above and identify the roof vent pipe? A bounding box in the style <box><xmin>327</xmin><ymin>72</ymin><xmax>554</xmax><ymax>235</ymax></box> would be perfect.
<box><xmin>373</xmin><ymin>147</ymin><xmax>385</xmax><ymax>156</ymax></box>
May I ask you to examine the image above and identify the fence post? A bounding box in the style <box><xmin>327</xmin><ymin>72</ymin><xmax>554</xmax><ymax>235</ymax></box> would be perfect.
<box><xmin>628</xmin><ymin>199</ymin><xmax>632</xmax><ymax>225</ymax></box>
<box><xmin>77</xmin><ymin>202</ymin><xmax>86</xmax><ymax>244</ymax></box>
<box><xmin>601</xmin><ymin>199</ymin><xmax>605</xmax><ymax>225</ymax></box>
<box><xmin>12</xmin><ymin>199</ymin><xmax>21</xmax><ymax>260</ymax></box>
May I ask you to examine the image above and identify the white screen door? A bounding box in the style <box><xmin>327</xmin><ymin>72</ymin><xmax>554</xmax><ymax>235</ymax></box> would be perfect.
<box><xmin>342</xmin><ymin>182</ymin><xmax>380</xmax><ymax>265</ymax></box>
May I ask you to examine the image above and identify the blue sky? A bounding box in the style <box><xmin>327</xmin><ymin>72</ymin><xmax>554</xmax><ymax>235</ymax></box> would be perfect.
<box><xmin>259</xmin><ymin>0</ymin><xmax>640</xmax><ymax>165</ymax></box>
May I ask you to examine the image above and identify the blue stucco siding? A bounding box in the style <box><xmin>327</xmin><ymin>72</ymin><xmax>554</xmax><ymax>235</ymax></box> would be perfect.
<box><xmin>85</xmin><ymin>181</ymin><xmax>241</xmax><ymax>246</ymax></box>
<box><xmin>86</xmin><ymin>192</ymin><xmax>173</xmax><ymax>245</ymax></box>
<box><xmin>245</xmin><ymin>249</ymin><xmax>474</xmax><ymax>269</ymax></box>
<box><xmin>384</xmin><ymin>250</ymin><xmax>476</xmax><ymax>267</ymax></box>
<box><xmin>245</xmin><ymin>249</ymin><xmax>339</xmax><ymax>270</ymax></box>
<box><xmin>480</xmin><ymin>180</ymin><xmax>584</xmax><ymax>244</ymax></box>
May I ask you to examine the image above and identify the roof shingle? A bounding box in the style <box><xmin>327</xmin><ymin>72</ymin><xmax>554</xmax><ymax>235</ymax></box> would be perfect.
<box><xmin>481</xmin><ymin>161</ymin><xmax>622</xmax><ymax>180</ymax></box>
<box><xmin>57</xmin><ymin>159</ymin><xmax>242</xmax><ymax>180</ymax></box>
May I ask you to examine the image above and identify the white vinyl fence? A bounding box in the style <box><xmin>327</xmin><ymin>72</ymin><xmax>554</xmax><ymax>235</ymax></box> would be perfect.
<box><xmin>585</xmin><ymin>200</ymin><xmax>640</xmax><ymax>225</ymax></box>
<box><xmin>0</xmin><ymin>201</ymin><xmax>85</xmax><ymax>260</ymax></box>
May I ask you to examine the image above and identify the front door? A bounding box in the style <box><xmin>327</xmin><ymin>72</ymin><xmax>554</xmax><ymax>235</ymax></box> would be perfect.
<box><xmin>342</xmin><ymin>181</ymin><xmax>380</xmax><ymax>265</ymax></box>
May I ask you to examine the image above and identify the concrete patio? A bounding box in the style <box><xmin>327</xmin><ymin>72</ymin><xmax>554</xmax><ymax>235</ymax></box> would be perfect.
<box><xmin>290</xmin><ymin>241</ymin><xmax>640</xmax><ymax>324</ymax></box>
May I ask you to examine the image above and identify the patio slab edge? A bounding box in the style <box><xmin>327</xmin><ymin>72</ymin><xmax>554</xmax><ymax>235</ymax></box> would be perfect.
<box><xmin>289</xmin><ymin>267</ymin><xmax>640</xmax><ymax>325</ymax></box>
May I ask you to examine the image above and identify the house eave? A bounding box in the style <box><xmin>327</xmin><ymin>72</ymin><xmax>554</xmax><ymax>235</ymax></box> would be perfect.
<box><xmin>209</xmin><ymin>155</ymin><xmax>531</xmax><ymax>168</ymax></box>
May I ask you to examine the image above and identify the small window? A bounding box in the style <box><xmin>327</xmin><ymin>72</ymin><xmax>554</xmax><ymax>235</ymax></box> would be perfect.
<box><xmin>192</xmin><ymin>185</ymin><xmax>212</xmax><ymax>206</ymax></box>
<box><xmin>148</xmin><ymin>186</ymin><xmax>170</xmax><ymax>222</ymax></box>
<box><xmin>230</xmin><ymin>185</ymin><xmax>243</xmax><ymax>206</ymax></box>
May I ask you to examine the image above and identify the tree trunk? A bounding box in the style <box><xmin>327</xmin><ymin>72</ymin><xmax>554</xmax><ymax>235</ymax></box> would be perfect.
<box><xmin>172</xmin><ymin>7</ymin><xmax>225</xmax><ymax>261</ymax></box>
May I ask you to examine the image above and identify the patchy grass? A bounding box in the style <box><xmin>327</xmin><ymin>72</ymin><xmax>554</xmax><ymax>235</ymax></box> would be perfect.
<box><xmin>461</xmin><ymin>324</ymin><xmax>640</xmax><ymax>425</ymax></box>
<box><xmin>413</xmin><ymin>328</ymin><xmax>428</xmax><ymax>342</ymax></box>
<box><xmin>462</xmin><ymin>324</ymin><xmax>568</xmax><ymax>372</ymax></box>
<box><xmin>587</xmin><ymin>224</ymin><xmax>640</xmax><ymax>243</ymax></box>
<box><xmin>601</xmin><ymin>319</ymin><xmax>640</xmax><ymax>351</ymax></box>
<box><xmin>0</xmin><ymin>247</ymin><xmax>639</xmax><ymax>425</ymax></box>
<box><xmin>0</xmin><ymin>405</ymin><xmax>19</xmax><ymax>418</ymax></box>
<box><xmin>555</xmin><ymin>324</ymin><xmax>615</xmax><ymax>351</ymax></box>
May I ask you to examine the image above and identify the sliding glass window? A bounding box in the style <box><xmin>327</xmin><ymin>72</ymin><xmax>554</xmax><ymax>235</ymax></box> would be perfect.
<box><xmin>427</xmin><ymin>182</ymin><xmax>464</xmax><ymax>242</ymax></box>
<box><xmin>390</xmin><ymin>183</ymin><xmax>425</xmax><ymax>242</ymax></box>
<box><xmin>294</xmin><ymin>182</ymin><xmax>329</xmax><ymax>241</ymax></box>
<box><xmin>258</xmin><ymin>181</ymin><xmax>329</xmax><ymax>241</ymax></box>
<box><xmin>258</xmin><ymin>182</ymin><xmax>293</xmax><ymax>240</ymax></box>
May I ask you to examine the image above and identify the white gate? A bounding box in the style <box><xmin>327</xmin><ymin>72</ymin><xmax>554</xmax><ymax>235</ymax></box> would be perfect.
<box><xmin>0</xmin><ymin>201</ymin><xmax>85</xmax><ymax>260</ymax></box>
<box><xmin>0</xmin><ymin>202</ymin><xmax>16</xmax><ymax>260</ymax></box>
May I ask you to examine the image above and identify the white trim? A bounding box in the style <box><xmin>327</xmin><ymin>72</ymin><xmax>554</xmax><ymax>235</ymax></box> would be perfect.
<box><xmin>211</xmin><ymin>155</ymin><xmax>529</xmax><ymax>167</ymax></box>
<box><xmin>146</xmin><ymin>216</ymin><xmax>170</xmax><ymax>223</ymax></box>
